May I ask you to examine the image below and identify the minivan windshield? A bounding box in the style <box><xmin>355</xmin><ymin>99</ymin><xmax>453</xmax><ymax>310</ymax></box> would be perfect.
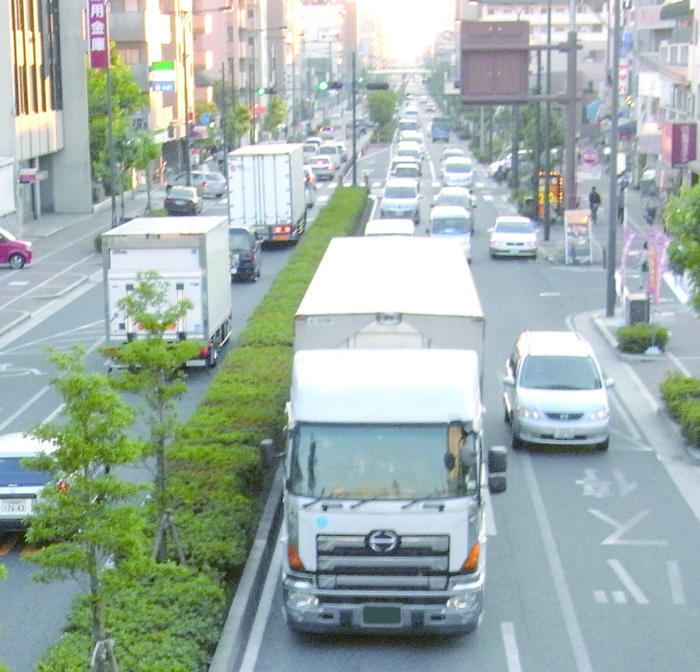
<box><xmin>384</xmin><ymin>185</ymin><xmax>417</xmax><ymax>199</ymax></box>
<box><xmin>288</xmin><ymin>424</ymin><xmax>477</xmax><ymax>500</ymax></box>
<box><xmin>519</xmin><ymin>356</ymin><xmax>602</xmax><ymax>390</ymax></box>
<box><xmin>228</xmin><ymin>230</ymin><xmax>252</xmax><ymax>251</ymax></box>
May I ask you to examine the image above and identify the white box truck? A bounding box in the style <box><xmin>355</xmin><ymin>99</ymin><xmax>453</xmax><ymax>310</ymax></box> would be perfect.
<box><xmin>228</xmin><ymin>143</ymin><xmax>307</xmax><ymax>244</ymax></box>
<box><xmin>293</xmin><ymin>236</ymin><xmax>485</xmax><ymax>361</ymax></box>
<box><xmin>102</xmin><ymin>216</ymin><xmax>232</xmax><ymax>367</ymax></box>
<box><xmin>281</xmin><ymin>348</ymin><xmax>507</xmax><ymax>634</ymax></box>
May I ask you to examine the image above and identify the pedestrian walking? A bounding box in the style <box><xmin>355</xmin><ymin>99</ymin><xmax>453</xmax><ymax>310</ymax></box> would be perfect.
<box><xmin>638</xmin><ymin>242</ymin><xmax>649</xmax><ymax>290</ymax></box>
<box><xmin>588</xmin><ymin>186</ymin><xmax>601</xmax><ymax>224</ymax></box>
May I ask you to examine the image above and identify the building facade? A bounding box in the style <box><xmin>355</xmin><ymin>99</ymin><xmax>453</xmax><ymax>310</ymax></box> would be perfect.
<box><xmin>2</xmin><ymin>0</ymin><xmax>93</xmax><ymax>236</ymax></box>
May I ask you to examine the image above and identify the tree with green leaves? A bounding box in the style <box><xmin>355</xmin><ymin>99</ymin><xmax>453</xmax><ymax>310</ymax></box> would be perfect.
<box><xmin>367</xmin><ymin>90</ymin><xmax>397</xmax><ymax>127</ymax></box>
<box><xmin>24</xmin><ymin>346</ymin><xmax>145</xmax><ymax>671</ymax></box>
<box><xmin>106</xmin><ymin>271</ymin><xmax>202</xmax><ymax>562</ymax></box>
<box><xmin>87</xmin><ymin>44</ymin><xmax>149</xmax><ymax>197</ymax></box>
<box><xmin>664</xmin><ymin>183</ymin><xmax>700</xmax><ymax>312</ymax></box>
<box><xmin>223</xmin><ymin>103</ymin><xmax>253</xmax><ymax>149</ymax></box>
<box><xmin>263</xmin><ymin>95</ymin><xmax>288</xmax><ymax>136</ymax></box>
<box><xmin>114</xmin><ymin>128</ymin><xmax>161</xmax><ymax>215</ymax></box>
<box><xmin>0</xmin><ymin>562</ymin><xmax>6</xmax><ymax>672</ymax></box>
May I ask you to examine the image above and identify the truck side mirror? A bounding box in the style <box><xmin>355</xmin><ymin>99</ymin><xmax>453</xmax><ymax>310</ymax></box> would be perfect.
<box><xmin>488</xmin><ymin>474</ymin><xmax>507</xmax><ymax>493</ymax></box>
<box><xmin>488</xmin><ymin>445</ymin><xmax>507</xmax><ymax>473</ymax></box>
<box><xmin>260</xmin><ymin>438</ymin><xmax>282</xmax><ymax>467</ymax></box>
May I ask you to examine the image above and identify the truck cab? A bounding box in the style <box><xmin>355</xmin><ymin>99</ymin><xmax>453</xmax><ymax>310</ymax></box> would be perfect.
<box><xmin>281</xmin><ymin>348</ymin><xmax>506</xmax><ymax>635</ymax></box>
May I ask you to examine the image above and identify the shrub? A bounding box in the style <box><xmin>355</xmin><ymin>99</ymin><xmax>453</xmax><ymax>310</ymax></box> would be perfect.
<box><xmin>616</xmin><ymin>323</ymin><xmax>669</xmax><ymax>353</ymax></box>
<box><xmin>660</xmin><ymin>372</ymin><xmax>700</xmax><ymax>420</ymax></box>
<box><xmin>678</xmin><ymin>398</ymin><xmax>700</xmax><ymax>448</ymax></box>
<box><xmin>34</xmin><ymin>185</ymin><xmax>369</xmax><ymax>671</ymax></box>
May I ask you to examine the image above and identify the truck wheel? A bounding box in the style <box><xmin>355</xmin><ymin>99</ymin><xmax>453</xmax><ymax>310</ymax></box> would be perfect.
<box><xmin>9</xmin><ymin>253</ymin><xmax>26</xmax><ymax>269</ymax></box>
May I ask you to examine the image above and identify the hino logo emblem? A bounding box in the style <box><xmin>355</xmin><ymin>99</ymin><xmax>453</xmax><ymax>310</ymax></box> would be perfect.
<box><xmin>367</xmin><ymin>530</ymin><xmax>399</xmax><ymax>554</ymax></box>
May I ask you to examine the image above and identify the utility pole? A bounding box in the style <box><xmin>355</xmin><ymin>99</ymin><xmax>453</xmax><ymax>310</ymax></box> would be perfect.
<box><xmin>606</xmin><ymin>0</ymin><xmax>621</xmax><ymax>317</ymax></box>
<box><xmin>352</xmin><ymin>51</ymin><xmax>357</xmax><ymax>186</ymax></box>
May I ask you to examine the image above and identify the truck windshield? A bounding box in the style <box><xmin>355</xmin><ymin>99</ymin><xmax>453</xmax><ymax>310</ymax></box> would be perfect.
<box><xmin>288</xmin><ymin>424</ymin><xmax>477</xmax><ymax>500</ymax></box>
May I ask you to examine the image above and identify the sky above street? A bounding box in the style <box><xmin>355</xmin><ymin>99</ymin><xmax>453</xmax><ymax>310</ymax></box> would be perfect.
<box><xmin>359</xmin><ymin>0</ymin><xmax>455</xmax><ymax>63</ymax></box>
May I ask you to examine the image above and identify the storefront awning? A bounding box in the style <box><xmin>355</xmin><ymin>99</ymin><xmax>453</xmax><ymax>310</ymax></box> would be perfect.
<box><xmin>586</xmin><ymin>99</ymin><xmax>605</xmax><ymax>121</ymax></box>
<box><xmin>660</xmin><ymin>0</ymin><xmax>691</xmax><ymax>20</ymax></box>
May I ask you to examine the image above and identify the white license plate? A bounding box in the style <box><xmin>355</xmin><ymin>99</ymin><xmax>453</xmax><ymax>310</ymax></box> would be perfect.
<box><xmin>1</xmin><ymin>500</ymin><xmax>28</xmax><ymax>514</ymax></box>
<box><xmin>554</xmin><ymin>428</ymin><xmax>573</xmax><ymax>439</ymax></box>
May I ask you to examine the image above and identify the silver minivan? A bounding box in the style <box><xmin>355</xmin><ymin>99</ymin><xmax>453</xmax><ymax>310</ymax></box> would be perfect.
<box><xmin>380</xmin><ymin>178</ymin><xmax>422</xmax><ymax>225</ymax></box>
<box><xmin>428</xmin><ymin>205</ymin><xmax>472</xmax><ymax>262</ymax></box>
<box><xmin>0</xmin><ymin>433</ymin><xmax>57</xmax><ymax>530</ymax></box>
<box><xmin>503</xmin><ymin>331</ymin><xmax>614</xmax><ymax>451</ymax></box>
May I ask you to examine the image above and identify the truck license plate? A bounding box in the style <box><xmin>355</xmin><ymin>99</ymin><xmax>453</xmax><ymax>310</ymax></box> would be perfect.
<box><xmin>362</xmin><ymin>605</ymin><xmax>401</xmax><ymax>625</ymax></box>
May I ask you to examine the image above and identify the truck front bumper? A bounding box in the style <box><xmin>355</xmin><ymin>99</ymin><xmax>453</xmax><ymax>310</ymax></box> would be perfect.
<box><xmin>282</xmin><ymin>574</ymin><xmax>483</xmax><ymax>635</ymax></box>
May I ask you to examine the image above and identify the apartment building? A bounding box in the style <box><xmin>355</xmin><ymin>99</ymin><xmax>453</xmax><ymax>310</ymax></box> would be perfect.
<box><xmin>2</xmin><ymin>0</ymin><xmax>93</xmax><ymax>235</ymax></box>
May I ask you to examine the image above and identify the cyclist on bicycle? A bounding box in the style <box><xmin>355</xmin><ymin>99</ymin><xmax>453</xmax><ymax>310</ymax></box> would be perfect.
<box><xmin>588</xmin><ymin>187</ymin><xmax>601</xmax><ymax>224</ymax></box>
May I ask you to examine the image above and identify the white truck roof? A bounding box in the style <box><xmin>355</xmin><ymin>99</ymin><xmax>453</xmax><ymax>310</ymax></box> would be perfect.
<box><xmin>229</xmin><ymin>143</ymin><xmax>302</xmax><ymax>156</ymax></box>
<box><xmin>291</xmin><ymin>349</ymin><xmax>482</xmax><ymax>424</ymax></box>
<box><xmin>102</xmin><ymin>215</ymin><xmax>227</xmax><ymax>239</ymax></box>
<box><xmin>295</xmin><ymin>236</ymin><xmax>483</xmax><ymax>318</ymax></box>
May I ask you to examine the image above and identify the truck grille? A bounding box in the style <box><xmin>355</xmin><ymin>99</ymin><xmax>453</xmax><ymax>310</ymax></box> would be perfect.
<box><xmin>316</xmin><ymin>533</ymin><xmax>450</xmax><ymax>590</ymax></box>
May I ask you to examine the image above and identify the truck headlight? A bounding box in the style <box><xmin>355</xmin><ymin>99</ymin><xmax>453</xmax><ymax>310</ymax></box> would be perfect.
<box><xmin>287</xmin><ymin>591</ymin><xmax>319</xmax><ymax>610</ymax></box>
<box><xmin>446</xmin><ymin>591</ymin><xmax>479</xmax><ymax>610</ymax></box>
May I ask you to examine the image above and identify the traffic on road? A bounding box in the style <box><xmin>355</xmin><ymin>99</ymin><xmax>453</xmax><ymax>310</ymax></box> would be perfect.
<box><xmin>2</xmin><ymin>87</ymin><xmax>700</xmax><ymax>672</ymax></box>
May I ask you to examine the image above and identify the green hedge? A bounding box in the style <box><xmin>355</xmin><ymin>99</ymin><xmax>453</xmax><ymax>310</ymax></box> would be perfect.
<box><xmin>616</xmin><ymin>323</ymin><xmax>669</xmax><ymax>353</ymax></box>
<box><xmin>659</xmin><ymin>372</ymin><xmax>700</xmax><ymax>449</ymax></box>
<box><xmin>35</xmin><ymin>186</ymin><xmax>368</xmax><ymax>670</ymax></box>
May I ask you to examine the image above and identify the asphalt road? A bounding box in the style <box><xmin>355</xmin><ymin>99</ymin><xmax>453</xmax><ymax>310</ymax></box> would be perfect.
<box><xmin>0</xmin><ymin>164</ymin><xmax>343</xmax><ymax>672</ymax></box>
<box><xmin>234</xmin><ymin>100</ymin><xmax>700</xmax><ymax>672</ymax></box>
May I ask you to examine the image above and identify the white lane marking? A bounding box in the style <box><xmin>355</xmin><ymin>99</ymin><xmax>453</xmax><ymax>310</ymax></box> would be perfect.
<box><xmin>522</xmin><ymin>453</ymin><xmax>593</xmax><ymax>672</ymax></box>
<box><xmin>607</xmin><ymin>559</ymin><xmax>649</xmax><ymax>604</ymax></box>
<box><xmin>239</xmin><ymin>533</ymin><xmax>283</xmax><ymax>672</ymax></box>
<box><xmin>667</xmin><ymin>560</ymin><xmax>686</xmax><ymax>605</ymax></box>
<box><xmin>501</xmin><ymin>622</ymin><xmax>523</xmax><ymax>672</ymax></box>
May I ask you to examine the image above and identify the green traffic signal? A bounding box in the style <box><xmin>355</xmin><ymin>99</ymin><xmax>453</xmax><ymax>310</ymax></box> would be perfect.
<box><xmin>256</xmin><ymin>86</ymin><xmax>267</xmax><ymax>96</ymax></box>
<box><xmin>317</xmin><ymin>81</ymin><xmax>329</xmax><ymax>91</ymax></box>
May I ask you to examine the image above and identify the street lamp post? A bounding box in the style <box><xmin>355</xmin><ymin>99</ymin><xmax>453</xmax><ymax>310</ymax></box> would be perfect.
<box><xmin>245</xmin><ymin>25</ymin><xmax>288</xmax><ymax>144</ymax></box>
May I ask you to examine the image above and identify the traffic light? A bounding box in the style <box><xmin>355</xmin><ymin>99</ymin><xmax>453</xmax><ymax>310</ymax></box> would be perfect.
<box><xmin>257</xmin><ymin>87</ymin><xmax>279</xmax><ymax>95</ymax></box>
<box><xmin>317</xmin><ymin>80</ymin><xmax>329</xmax><ymax>91</ymax></box>
<box><xmin>365</xmin><ymin>82</ymin><xmax>389</xmax><ymax>91</ymax></box>
<box><xmin>256</xmin><ymin>86</ymin><xmax>267</xmax><ymax>96</ymax></box>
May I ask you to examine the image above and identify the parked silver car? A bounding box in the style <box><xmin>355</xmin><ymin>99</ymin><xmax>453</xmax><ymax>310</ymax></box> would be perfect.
<box><xmin>168</xmin><ymin>170</ymin><xmax>226</xmax><ymax>198</ymax></box>
<box><xmin>0</xmin><ymin>433</ymin><xmax>57</xmax><ymax>530</ymax></box>
<box><xmin>503</xmin><ymin>331</ymin><xmax>614</xmax><ymax>451</ymax></box>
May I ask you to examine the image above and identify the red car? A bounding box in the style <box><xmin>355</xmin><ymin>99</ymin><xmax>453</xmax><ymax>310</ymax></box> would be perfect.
<box><xmin>0</xmin><ymin>226</ymin><xmax>33</xmax><ymax>269</ymax></box>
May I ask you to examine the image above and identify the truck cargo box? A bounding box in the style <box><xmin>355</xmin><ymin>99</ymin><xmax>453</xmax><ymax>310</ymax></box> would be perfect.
<box><xmin>101</xmin><ymin>216</ymin><xmax>232</xmax><ymax>366</ymax></box>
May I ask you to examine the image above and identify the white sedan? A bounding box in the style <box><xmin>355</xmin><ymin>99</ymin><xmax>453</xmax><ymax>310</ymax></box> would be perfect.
<box><xmin>489</xmin><ymin>216</ymin><xmax>538</xmax><ymax>258</ymax></box>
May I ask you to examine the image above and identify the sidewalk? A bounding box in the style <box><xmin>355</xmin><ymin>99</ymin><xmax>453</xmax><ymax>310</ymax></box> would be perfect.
<box><xmin>530</xmin><ymin>170</ymin><xmax>700</xmax><ymax>466</ymax></box>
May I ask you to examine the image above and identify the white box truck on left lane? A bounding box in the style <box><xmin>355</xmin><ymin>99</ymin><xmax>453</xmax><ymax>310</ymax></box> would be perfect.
<box><xmin>102</xmin><ymin>216</ymin><xmax>232</xmax><ymax>367</ymax></box>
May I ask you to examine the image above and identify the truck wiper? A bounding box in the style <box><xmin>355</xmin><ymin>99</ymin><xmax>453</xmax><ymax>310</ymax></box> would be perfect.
<box><xmin>301</xmin><ymin>488</ymin><xmax>326</xmax><ymax>509</ymax></box>
<box><xmin>401</xmin><ymin>498</ymin><xmax>446</xmax><ymax>511</ymax></box>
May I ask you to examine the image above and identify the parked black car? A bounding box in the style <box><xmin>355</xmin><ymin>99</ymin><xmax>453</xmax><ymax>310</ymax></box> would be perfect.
<box><xmin>164</xmin><ymin>186</ymin><xmax>203</xmax><ymax>215</ymax></box>
<box><xmin>228</xmin><ymin>227</ymin><xmax>262</xmax><ymax>282</ymax></box>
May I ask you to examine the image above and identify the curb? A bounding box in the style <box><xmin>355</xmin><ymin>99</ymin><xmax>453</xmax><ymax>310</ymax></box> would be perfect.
<box><xmin>208</xmin><ymin>463</ymin><xmax>284</xmax><ymax>672</ymax></box>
